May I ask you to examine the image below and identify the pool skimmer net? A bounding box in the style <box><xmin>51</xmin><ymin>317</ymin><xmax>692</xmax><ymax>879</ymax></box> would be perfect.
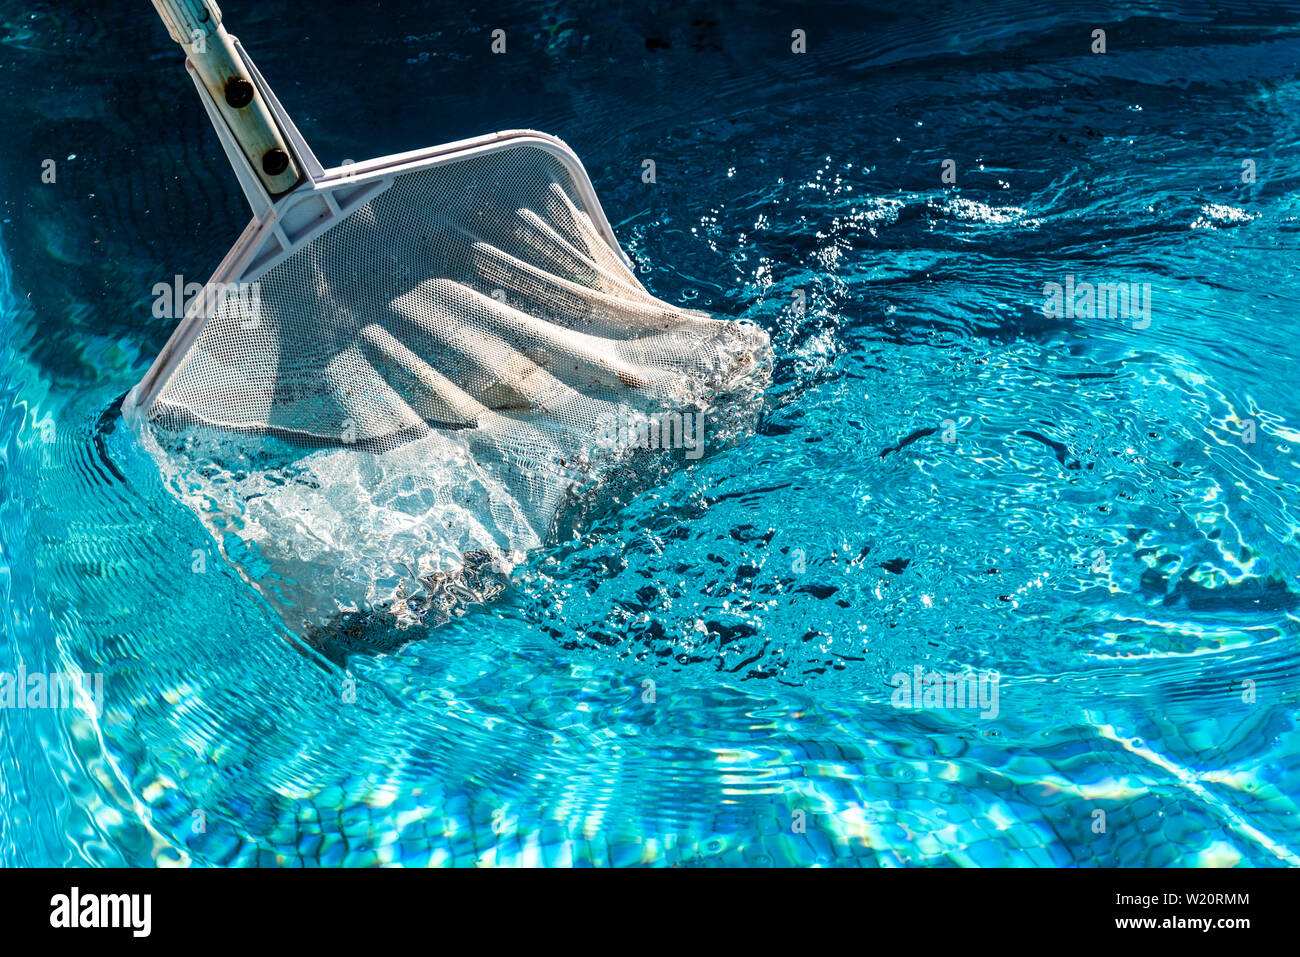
<box><xmin>127</xmin><ymin>0</ymin><xmax>771</xmax><ymax>640</ymax></box>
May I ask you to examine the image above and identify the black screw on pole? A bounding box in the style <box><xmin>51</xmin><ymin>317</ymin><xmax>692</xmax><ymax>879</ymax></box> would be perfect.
<box><xmin>225</xmin><ymin>76</ymin><xmax>255</xmax><ymax>109</ymax></box>
<box><xmin>262</xmin><ymin>148</ymin><xmax>290</xmax><ymax>176</ymax></box>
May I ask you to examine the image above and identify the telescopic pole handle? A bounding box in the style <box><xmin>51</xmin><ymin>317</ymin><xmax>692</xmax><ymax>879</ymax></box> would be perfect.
<box><xmin>150</xmin><ymin>0</ymin><xmax>301</xmax><ymax>197</ymax></box>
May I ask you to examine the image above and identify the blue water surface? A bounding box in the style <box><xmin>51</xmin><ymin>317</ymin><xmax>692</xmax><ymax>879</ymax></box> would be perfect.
<box><xmin>2</xmin><ymin>0</ymin><xmax>1299</xmax><ymax>866</ymax></box>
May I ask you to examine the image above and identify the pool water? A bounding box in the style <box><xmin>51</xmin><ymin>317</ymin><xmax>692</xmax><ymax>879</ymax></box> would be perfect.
<box><xmin>2</xmin><ymin>0</ymin><xmax>1299</xmax><ymax>866</ymax></box>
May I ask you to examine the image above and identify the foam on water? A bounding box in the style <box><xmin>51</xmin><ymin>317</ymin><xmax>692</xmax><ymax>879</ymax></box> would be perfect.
<box><xmin>129</xmin><ymin>359</ymin><xmax>769</xmax><ymax>640</ymax></box>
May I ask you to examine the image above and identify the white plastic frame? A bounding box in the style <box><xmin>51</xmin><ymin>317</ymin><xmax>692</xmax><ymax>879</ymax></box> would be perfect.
<box><xmin>126</xmin><ymin>37</ymin><xmax>633</xmax><ymax>418</ymax></box>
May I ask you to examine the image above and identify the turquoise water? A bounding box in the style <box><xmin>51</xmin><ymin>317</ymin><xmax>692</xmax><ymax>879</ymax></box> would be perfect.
<box><xmin>2</xmin><ymin>0</ymin><xmax>1299</xmax><ymax>865</ymax></box>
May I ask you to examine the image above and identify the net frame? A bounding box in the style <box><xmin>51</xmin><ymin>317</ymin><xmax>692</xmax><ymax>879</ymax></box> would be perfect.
<box><xmin>126</xmin><ymin>128</ymin><xmax>637</xmax><ymax>421</ymax></box>
<box><xmin>126</xmin><ymin>31</ymin><xmax>637</xmax><ymax>421</ymax></box>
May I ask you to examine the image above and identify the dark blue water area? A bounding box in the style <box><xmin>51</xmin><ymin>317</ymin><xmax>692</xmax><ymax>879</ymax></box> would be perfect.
<box><xmin>1</xmin><ymin>0</ymin><xmax>1298</xmax><ymax>865</ymax></box>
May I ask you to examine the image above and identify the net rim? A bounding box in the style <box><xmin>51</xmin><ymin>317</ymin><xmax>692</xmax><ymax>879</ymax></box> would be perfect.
<box><xmin>125</xmin><ymin>130</ymin><xmax>629</xmax><ymax>422</ymax></box>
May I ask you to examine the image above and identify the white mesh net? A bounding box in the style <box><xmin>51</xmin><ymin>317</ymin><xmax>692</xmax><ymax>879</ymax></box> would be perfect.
<box><xmin>133</xmin><ymin>142</ymin><xmax>771</xmax><ymax>641</ymax></box>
